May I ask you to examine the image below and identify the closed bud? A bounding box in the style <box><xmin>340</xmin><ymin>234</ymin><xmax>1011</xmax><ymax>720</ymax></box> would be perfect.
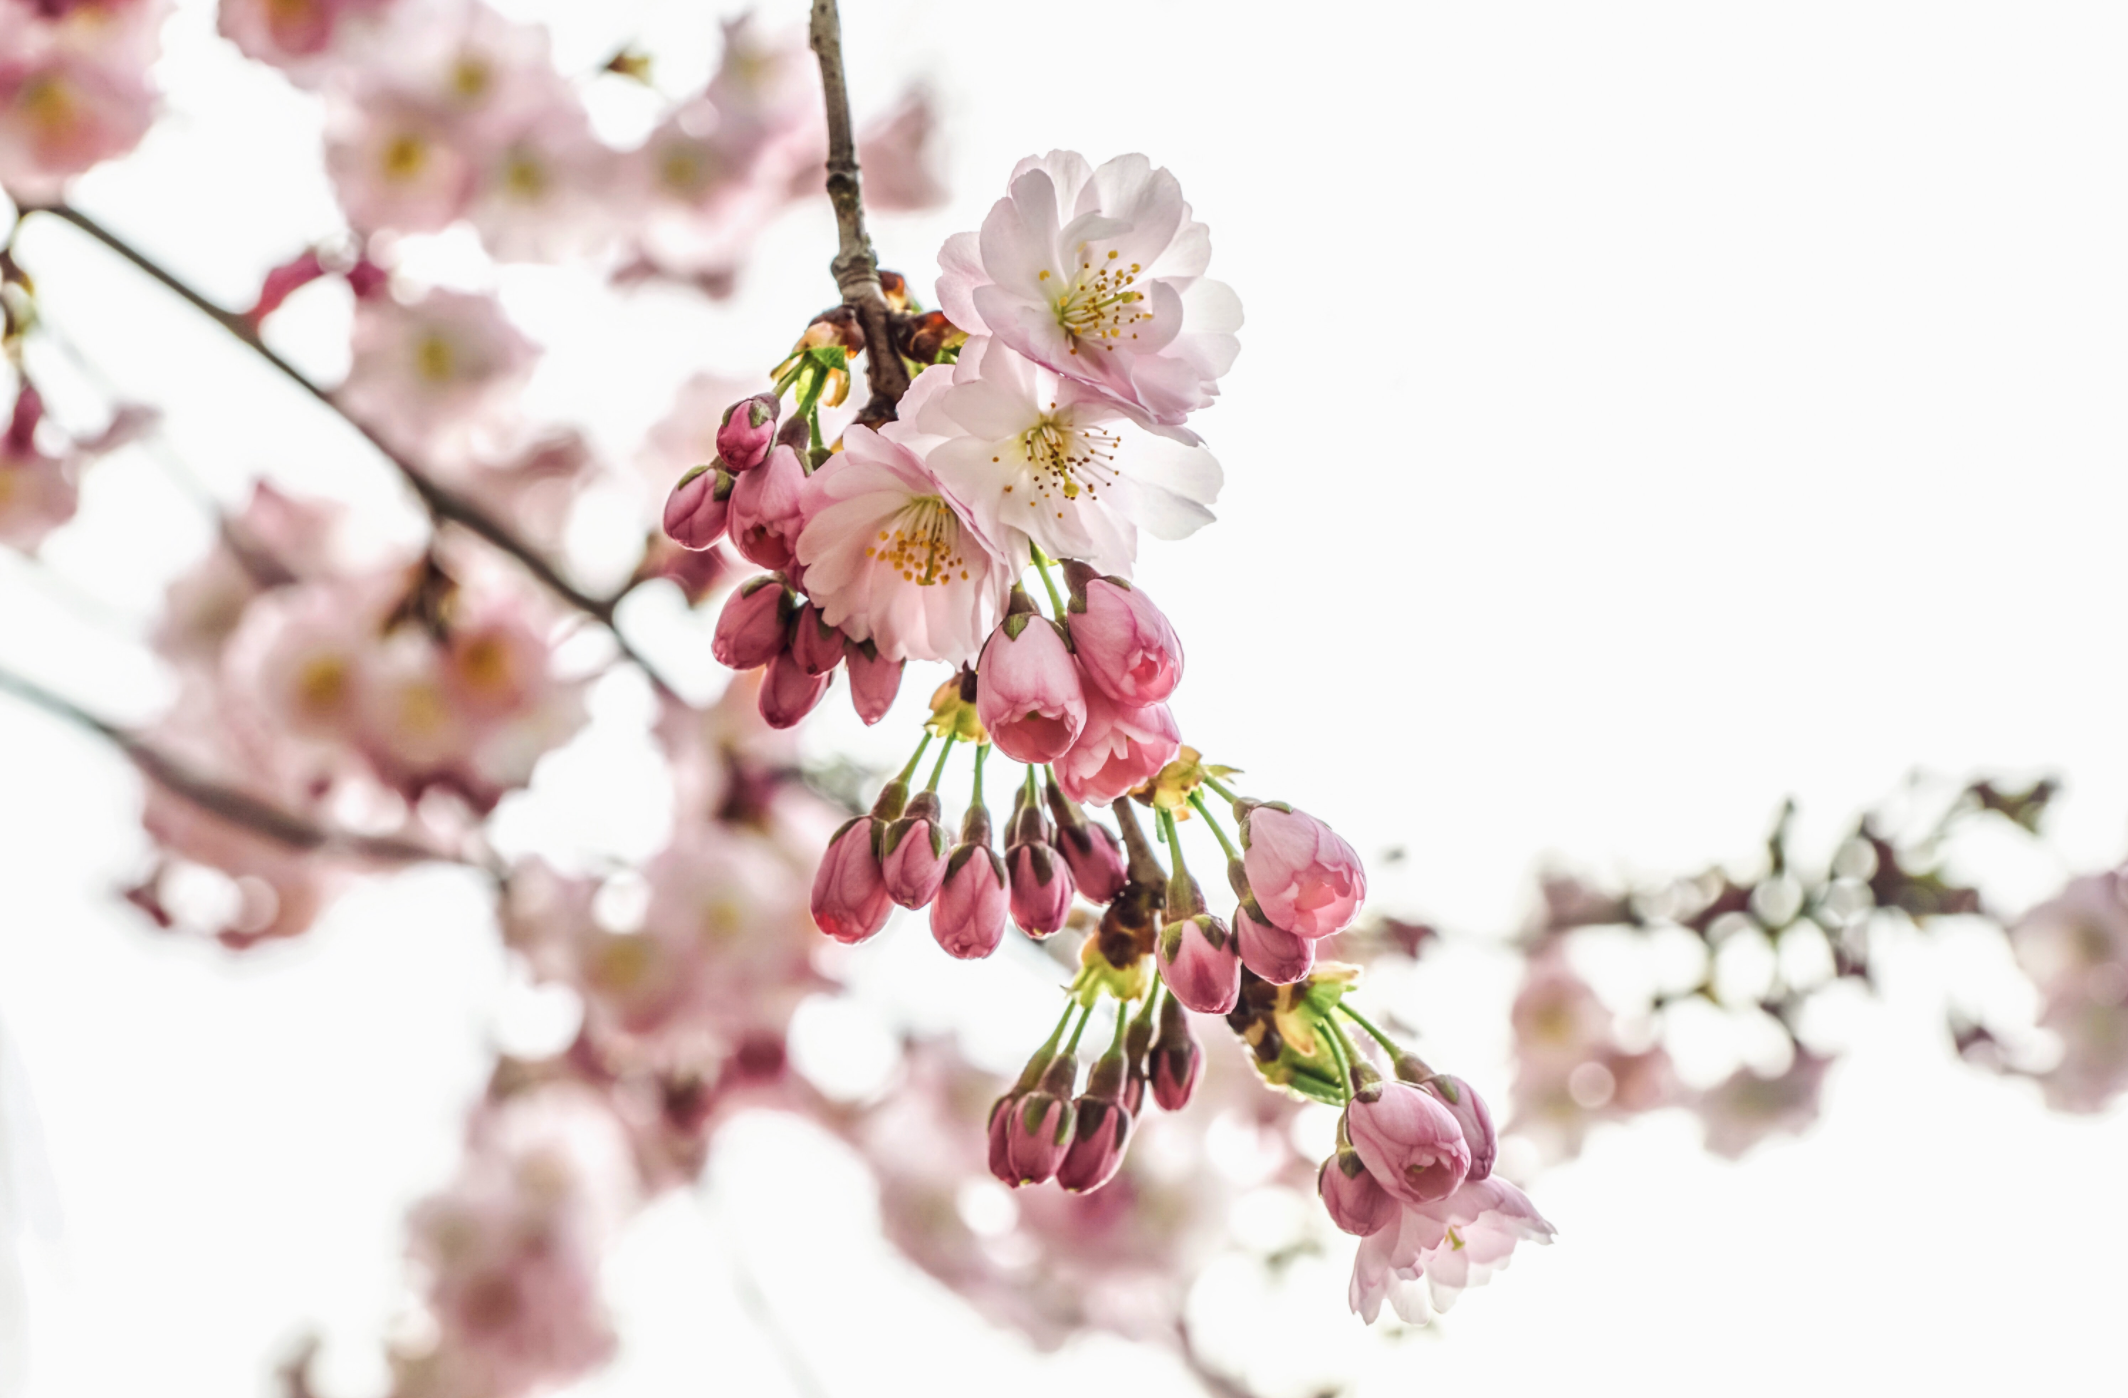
<box><xmin>1239</xmin><ymin>803</ymin><xmax>1367</xmax><ymax>941</ymax></box>
<box><xmin>1317</xmin><ymin>1145</ymin><xmax>1399</xmax><ymax>1237</ymax></box>
<box><xmin>986</xmin><ymin>1094</ymin><xmax>1017</xmax><ymax>1184</ymax></box>
<box><xmin>1008</xmin><ymin>840</ymin><xmax>1076</xmax><ymax>938</ymax></box>
<box><xmin>881</xmin><ymin>790</ymin><xmax>950</xmax><ymax>909</ymax></box>
<box><xmin>1346</xmin><ymin>1080</ymin><xmax>1472</xmax><ymax>1207</ymax></box>
<box><xmin>1056</xmin><ymin>1097</ymin><xmax>1132</xmax><ymax>1193</ymax></box>
<box><xmin>845</xmin><ymin>639</ymin><xmax>903</xmax><ymax>725</ymax></box>
<box><xmin>729</xmin><ymin>443</ymin><xmax>808</xmax><ymax>572</ymax></box>
<box><xmin>1149</xmin><ymin>992</ymin><xmax>1201</xmax><ymax>1110</ymax></box>
<box><xmin>976</xmin><ymin>607</ymin><xmax>1087</xmax><ymax>763</ymax></box>
<box><xmin>1046</xmin><ymin>778</ymin><xmax>1128</xmax><ymax>904</ymax></box>
<box><xmin>662</xmin><ymin>463</ymin><xmax>735</xmax><ymax>550</ymax></box>
<box><xmin>810</xmin><ymin>817</ymin><xmax>891</xmax><ymax>944</ymax></box>
<box><xmin>715</xmin><ymin>392</ymin><xmax>781</xmax><ymax>472</ymax></box>
<box><xmin>1067</xmin><ymin>571</ymin><xmax>1183</xmax><ymax>706</ymax></box>
<box><xmin>1235</xmin><ymin>898</ymin><xmax>1315</xmax><ymax>984</ymax></box>
<box><xmin>930</xmin><ymin>842</ymin><xmax>1008</xmax><ymax>959</ymax></box>
<box><xmin>1423</xmin><ymin>1073</ymin><xmax>1498</xmax><ymax>1183</ymax></box>
<box><xmin>711</xmin><ymin>576</ymin><xmax>790</xmax><ymax>671</ymax></box>
<box><xmin>1003</xmin><ymin>1052</ymin><xmax>1078</xmax><ymax>1185</ymax></box>
<box><xmin>1158</xmin><ymin>912</ymin><xmax>1240</xmax><ymax>1014</ymax></box>
<box><xmin>758</xmin><ymin>649</ymin><xmax>831</xmax><ymax>728</ymax></box>
<box><xmin>790</xmin><ymin>603</ymin><xmax>845</xmax><ymax>676</ymax></box>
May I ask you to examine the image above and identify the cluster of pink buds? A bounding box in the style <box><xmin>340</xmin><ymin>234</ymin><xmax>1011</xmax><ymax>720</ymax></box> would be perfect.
<box><xmin>662</xmin><ymin>144</ymin><xmax>1553</xmax><ymax>1324</ymax></box>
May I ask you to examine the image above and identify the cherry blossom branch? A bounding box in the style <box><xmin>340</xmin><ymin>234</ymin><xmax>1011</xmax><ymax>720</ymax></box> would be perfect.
<box><xmin>806</xmin><ymin>0</ymin><xmax>911</xmax><ymax>423</ymax></box>
<box><xmin>0</xmin><ymin>663</ymin><xmax>477</xmax><ymax>869</ymax></box>
<box><xmin>15</xmin><ymin>203</ymin><xmax>682</xmax><ymax>698</ymax></box>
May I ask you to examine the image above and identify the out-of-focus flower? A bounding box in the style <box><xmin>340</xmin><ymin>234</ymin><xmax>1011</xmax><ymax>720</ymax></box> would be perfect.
<box><xmin>1506</xmin><ymin>941</ymin><xmax>1679</xmax><ymax>1165</ymax></box>
<box><xmin>339</xmin><ymin>289</ymin><xmax>537</xmax><ymax>458</ymax></box>
<box><xmin>220</xmin><ymin>0</ymin><xmax>394</xmax><ymax>80</ymax></box>
<box><xmin>0</xmin><ymin>1</ymin><xmax>164</xmax><ymax>199</ymax></box>
<box><xmin>936</xmin><ymin>150</ymin><xmax>1242</xmax><ymax>428</ymax></box>
<box><xmin>2010</xmin><ymin>872</ymin><xmax>2128</xmax><ymax>1113</ymax></box>
<box><xmin>1695</xmin><ymin>1051</ymin><xmax>1830</xmax><ymax>1159</ymax></box>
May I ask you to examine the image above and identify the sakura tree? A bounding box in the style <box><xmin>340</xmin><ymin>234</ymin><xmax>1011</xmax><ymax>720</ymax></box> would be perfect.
<box><xmin>0</xmin><ymin>1</ymin><xmax>2123</xmax><ymax>1395</ymax></box>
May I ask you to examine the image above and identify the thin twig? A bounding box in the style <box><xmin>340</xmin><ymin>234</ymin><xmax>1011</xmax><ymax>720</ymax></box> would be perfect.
<box><xmin>0</xmin><ymin>664</ymin><xmax>471</xmax><ymax>868</ymax></box>
<box><xmin>16</xmin><ymin>203</ymin><xmax>681</xmax><ymax>699</ymax></box>
<box><xmin>807</xmin><ymin>0</ymin><xmax>911</xmax><ymax>425</ymax></box>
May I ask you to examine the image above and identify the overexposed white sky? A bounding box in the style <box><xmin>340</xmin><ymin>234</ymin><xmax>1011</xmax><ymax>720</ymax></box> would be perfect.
<box><xmin>3</xmin><ymin>1</ymin><xmax>2127</xmax><ymax>1395</ymax></box>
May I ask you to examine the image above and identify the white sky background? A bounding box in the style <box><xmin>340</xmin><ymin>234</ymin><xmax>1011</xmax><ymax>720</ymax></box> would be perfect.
<box><xmin>1</xmin><ymin>0</ymin><xmax>2126</xmax><ymax>1394</ymax></box>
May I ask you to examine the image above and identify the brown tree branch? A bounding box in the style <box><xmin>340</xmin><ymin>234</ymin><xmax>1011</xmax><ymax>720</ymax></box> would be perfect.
<box><xmin>0</xmin><ymin>664</ymin><xmax>476</xmax><ymax>869</ymax></box>
<box><xmin>807</xmin><ymin>0</ymin><xmax>912</xmax><ymax>425</ymax></box>
<box><xmin>16</xmin><ymin>203</ymin><xmax>682</xmax><ymax>699</ymax></box>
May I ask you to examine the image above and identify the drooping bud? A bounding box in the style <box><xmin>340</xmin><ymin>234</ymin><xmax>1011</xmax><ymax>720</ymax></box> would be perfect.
<box><xmin>1158</xmin><ymin>869</ymin><xmax>1240</xmax><ymax>1014</ymax></box>
<box><xmin>1121</xmin><ymin>998</ymin><xmax>1158</xmax><ymax>1115</ymax></box>
<box><xmin>1238</xmin><ymin>802</ymin><xmax>1367</xmax><ymax>940</ymax></box>
<box><xmin>975</xmin><ymin>603</ymin><xmax>1086</xmax><ymax>763</ymax></box>
<box><xmin>1422</xmin><ymin>1073</ymin><xmax>1498</xmax><ymax>1183</ymax></box>
<box><xmin>711</xmin><ymin>576</ymin><xmax>790</xmax><ymax>671</ymax></box>
<box><xmin>1235</xmin><ymin>897</ymin><xmax>1315</xmax><ymax>984</ymax></box>
<box><xmin>1149</xmin><ymin>991</ymin><xmax>1201</xmax><ymax>1110</ymax></box>
<box><xmin>1345</xmin><ymin>1080</ymin><xmax>1472</xmax><ymax>1207</ymax></box>
<box><xmin>1065</xmin><ymin>566</ymin><xmax>1183</xmax><ymax>706</ymax></box>
<box><xmin>1054</xmin><ymin>687</ymin><xmax>1180</xmax><ymax>807</ymax></box>
<box><xmin>881</xmin><ymin>789</ymin><xmax>949</xmax><ymax>909</ymax></box>
<box><xmin>790</xmin><ymin>603</ymin><xmax>845</xmax><ymax>676</ymax></box>
<box><xmin>1056</xmin><ymin>1096</ymin><xmax>1132</xmax><ymax>1193</ymax></box>
<box><xmin>931</xmin><ymin>799</ymin><xmax>1008</xmax><ymax>959</ymax></box>
<box><xmin>1045</xmin><ymin>776</ymin><xmax>1128</xmax><ymax>904</ymax></box>
<box><xmin>810</xmin><ymin>816</ymin><xmax>891</xmax><ymax>944</ymax></box>
<box><xmin>758</xmin><ymin>649</ymin><xmax>831</xmax><ymax>728</ymax></box>
<box><xmin>986</xmin><ymin>1094</ymin><xmax>1016</xmax><ymax>1184</ymax></box>
<box><xmin>1003</xmin><ymin>1051</ymin><xmax>1078</xmax><ymax>1185</ymax></box>
<box><xmin>663</xmin><ymin>463</ymin><xmax>737</xmax><ymax>550</ymax></box>
<box><xmin>845</xmin><ymin>640</ymin><xmax>903</xmax><ymax>725</ymax></box>
<box><xmin>729</xmin><ymin>443</ymin><xmax>808</xmax><ymax>572</ymax></box>
<box><xmin>1318</xmin><ymin>1144</ymin><xmax>1399</xmax><ymax>1237</ymax></box>
<box><xmin>715</xmin><ymin>392</ymin><xmax>781</xmax><ymax>472</ymax></box>
<box><xmin>1003</xmin><ymin>781</ymin><xmax>1075</xmax><ymax>938</ymax></box>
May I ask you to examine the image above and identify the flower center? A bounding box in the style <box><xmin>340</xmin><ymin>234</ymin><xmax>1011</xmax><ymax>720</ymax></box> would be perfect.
<box><xmin>381</xmin><ymin>132</ymin><xmax>430</xmax><ymax>182</ymax></box>
<box><xmin>1008</xmin><ymin>413</ymin><xmax>1119</xmax><ymax>517</ymax></box>
<box><xmin>865</xmin><ymin>495</ymin><xmax>969</xmax><ymax>586</ymax></box>
<box><xmin>1043</xmin><ymin>248</ymin><xmax>1151</xmax><ymax>354</ymax></box>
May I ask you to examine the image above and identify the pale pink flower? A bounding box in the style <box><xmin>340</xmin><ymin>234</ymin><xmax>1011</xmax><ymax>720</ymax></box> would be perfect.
<box><xmin>465</xmin><ymin>100</ymin><xmax>619</xmax><ymax>262</ymax></box>
<box><xmin>851</xmin><ymin>87</ymin><xmax>946</xmax><ymax>213</ymax></box>
<box><xmin>324</xmin><ymin>93</ymin><xmax>472</xmax><ymax>234</ymax></box>
<box><xmin>339</xmin><ymin>289</ymin><xmax>537</xmax><ymax>457</ymax></box>
<box><xmin>1053</xmin><ymin>686</ymin><xmax>1179</xmax><ymax>807</ymax></box>
<box><xmin>219</xmin><ymin>0</ymin><xmax>394</xmax><ymax>79</ymax></box>
<box><xmin>902</xmin><ymin>342</ymin><xmax>1222</xmax><ymax>576</ymax></box>
<box><xmin>1346</xmin><ymin>1082</ymin><xmax>1471</xmax><ymax>1207</ymax></box>
<box><xmin>1507</xmin><ymin>942</ymin><xmax>1680</xmax><ymax>1165</ymax></box>
<box><xmin>976</xmin><ymin>612</ymin><xmax>1085</xmax><ymax>763</ymax></box>
<box><xmin>0</xmin><ymin>43</ymin><xmax>154</xmax><ymax>201</ymax></box>
<box><xmin>1239</xmin><ymin>803</ymin><xmax>1366</xmax><ymax>940</ymax></box>
<box><xmin>794</xmin><ymin>424</ymin><xmax>1010</xmax><ymax>665</ymax></box>
<box><xmin>2010</xmin><ymin>872</ymin><xmax>2128</xmax><ymax>1113</ymax></box>
<box><xmin>1349</xmin><ymin>1177</ymin><xmax>1556</xmax><ymax>1325</ymax></box>
<box><xmin>936</xmin><ymin>151</ymin><xmax>1242</xmax><ymax>427</ymax></box>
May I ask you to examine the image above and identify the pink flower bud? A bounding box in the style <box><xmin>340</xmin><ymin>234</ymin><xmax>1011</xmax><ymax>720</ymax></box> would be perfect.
<box><xmin>662</xmin><ymin>463</ymin><xmax>735</xmax><ymax>550</ymax></box>
<box><xmin>729</xmin><ymin>443</ymin><xmax>808</xmax><ymax>572</ymax></box>
<box><xmin>931</xmin><ymin>843</ymin><xmax>1008</xmax><ymax>959</ymax></box>
<box><xmin>1236</xmin><ymin>899</ymin><xmax>1315</xmax><ymax>984</ymax></box>
<box><xmin>844</xmin><ymin>639</ymin><xmax>903</xmax><ymax>725</ymax></box>
<box><xmin>1346</xmin><ymin>1081</ymin><xmax>1472</xmax><ymax>1207</ymax></box>
<box><xmin>881</xmin><ymin>791</ymin><xmax>949</xmax><ymax>909</ymax></box>
<box><xmin>1054</xmin><ymin>687</ymin><xmax>1181</xmax><ymax>807</ymax></box>
<box><xmin>758</xmin><ymin>650</ymin><xmax>831</xmax><ymax>729</ymax></box>
<box><xmin>1056</xmin><ymin>1097</ymin><xmax>1132</xmax><ymax>1193</ymax></box>
<box><xmin>1044</xmin><ymin>778</ymin><xmax>1127</xmax><ymax>904</ymax></box>
<box><xmin>1003</xmin><ymin>1054</ymin><xmax>1078</xmax><ymax>1185</ymax></box>
<box><xmin>986</xmin><ymin>1094</ymin><xmax>1016</xmax><ymax>1183</ymax></box>
<box><xmin>1149</xmin><ymin>993</ymin><xmax>1200</xmax><ymax>1111</ymax></box>
<box><xmin>1424</xmin><ymin>1074</ymin><xmax>1498</xmax><ymax>1183</ymax></box>
<box><xmin>1158</xmin><ymin>913</ymin><xmax>1240</xmax><ymax>1014</ymax></box>
<box><xmin>716</xmin><ymin>392</ymin><xmax>780</xmax><ymax>472</ymax></box>
<box><xmin>790</xmin><ymin>603</ymin><xmax>845</xmax><ymax>676</ymax></box>
<box><xmin>1069</xmin><ymin>574</ymin><xmax>1183</xmax><ymax>705</ymax></box>
<box><xmin>976</xmin><ymin>613</ymin><xmax>1086</xmax><ymax>763</ymax></box>
<box><xmin>810</xmin><ymin>817</ymin><xmax>891</xmax><ymax>944</ymax></box>
<box><xmin>1318</xmin><ymin>1149</ymin><xmax>1399</xmax><ymax>1237</ymax></box>
<box><xmin>711</xmin><ymin>576</ymin><xmax>790</xmax><ymax>670</ymax></box>
<box><xmin>1240</xmin><ymin>803</ymin><xmax>1367</xmax><ymax>940</ymax></box>
<box><xmin>1007</xmin><ymin>840</ymin><xmax>1076</xmax><ymax>938</ymax></box>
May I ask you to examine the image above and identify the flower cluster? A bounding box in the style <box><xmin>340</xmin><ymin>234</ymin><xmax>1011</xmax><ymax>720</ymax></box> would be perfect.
<box><xmin>0</xmin><ymin>0</ymin><xmax>164</xmax><ymax>200</ymax></box>
<box><xmin>664</xmin><ymin>148</ymin><xmax>1551</xmax><ymax>1325</ymax></box>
